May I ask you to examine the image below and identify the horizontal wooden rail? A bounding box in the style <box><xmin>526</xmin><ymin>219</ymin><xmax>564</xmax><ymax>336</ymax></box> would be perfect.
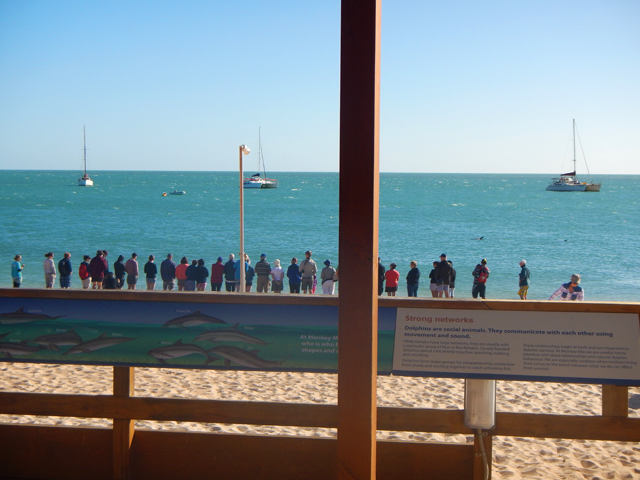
<box><xmin>0</xmin><ymin>392</ymin><xmax>337</xmax><ymax>428</ymax></box>
<box><xmin>493</xmin><ymin>412</ymin><xmax>640</xmax><ymax>442</ymax></box>
<box><xmin>1</xmin><ymin>391</ymin><xmax>638</xmax><ymax>442</ymax></box>
<box><xmin>2</xmin><ymin>288</ymin><xmax>640</xmax><ymax>314</ymax></box>
<box><xmin>0</xmin><ymin>424</ymin><xmax>476</xmax><ymax>480</ymax></box>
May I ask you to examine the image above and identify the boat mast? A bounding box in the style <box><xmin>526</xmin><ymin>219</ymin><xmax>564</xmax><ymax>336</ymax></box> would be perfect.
<box><xmin>259</xmin><ymin>127</ymin><xmax>265</xmax><ymax>178</ymax></box>
<box><xmin>83</xmin><ymin>125</ymin><xmax>87</xmax><ymax>176</ymax></box>
<box><xmin>572</xmin><ymin>119</ymin><xmax>576</xmax><ymax>175</ymax></box>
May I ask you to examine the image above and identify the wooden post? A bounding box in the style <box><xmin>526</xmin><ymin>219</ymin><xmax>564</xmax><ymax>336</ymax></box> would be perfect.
<box><xmin>337</xmin><ymin>0</ymin><xmax>381</xmax><ymax>479</ymax></box>
<box><xmin>113</xmin><ymin>366</ymin><xmax>135</xmax><ymax>480</ymax></box>
<box><xmin>602</xmin><ymin>384</ymin><xmax>628</xmax><ymax>417</ymax></box>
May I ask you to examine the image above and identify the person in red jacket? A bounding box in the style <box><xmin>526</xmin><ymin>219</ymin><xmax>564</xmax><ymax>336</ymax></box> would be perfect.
<box><xmin>175</xmin><ymin>257</ymin><xmax>189</xmax><ymax>291</ymax></box>
<box><xmin>384</xmin><ymin>262</ymin><xmax>400</xmax><ymax>297</ymax></box>
<box><xmin>89</xmin><ymin>250</ymin><xmax>108</xmax><ymax>290</ymax></box>
<box><xmin>210</xmin><ymin>257</ymin><xmax>225</xmax><ymax>292</ymax></box>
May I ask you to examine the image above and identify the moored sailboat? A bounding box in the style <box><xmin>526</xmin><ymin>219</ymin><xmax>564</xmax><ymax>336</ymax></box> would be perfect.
<box><xmin>78</xmin><ymin>126</ymin><xmax>93</xmax><ymax>187</ymax></box>
<box><xmin>546</xmin><ymin>120</ymin><xmax>600</xmax><ymax>192</ymax></box>
<box><xmin>243</xmin><ymin>129</ymin><xmax>278</xmax><ymax>189</ymax></box>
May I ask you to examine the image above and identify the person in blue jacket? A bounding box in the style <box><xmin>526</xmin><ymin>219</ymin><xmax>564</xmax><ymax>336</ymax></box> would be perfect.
<box><xmin>11</xmin><ymin>255</ymin><xmax>24</xmax><ymax>288</ymax></box>
<box><xmin>287</xmin><ymin>257</ymin><xmax>302</xmax><ymax>293</ymax></box>
<box><xmin>58</xmin><ymin>252</ymin><xmax>73</xmax><ymax>289</ymax></box>
<box><xmin>224</xmin><ymin>254</ymin><xmax>237</xmax><ymax>292</ymax></box>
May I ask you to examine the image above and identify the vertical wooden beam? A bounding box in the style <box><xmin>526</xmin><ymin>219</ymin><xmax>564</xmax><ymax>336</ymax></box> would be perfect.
<box><xmin>473</xmin><ymin>432</ymin><xmax>493</xmax><ymax>480</ymax></box>
<box><xmin>337</xmin><ymin>0</ymin><xmax>381</xmax><ymax>479</ymax></box>
<box><xmin>602</xmin><ymin>384</ymin><xmax>628</xmax><ymax>417</ymax></box>
<box><xmin>113</xmin><ymin>366</ymin><xmax>135</xmax><ymax>480</ymax></box>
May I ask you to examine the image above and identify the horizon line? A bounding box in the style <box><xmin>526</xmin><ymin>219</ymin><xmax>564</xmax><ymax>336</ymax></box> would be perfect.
<box><xmin>0</xmin><ymin>169</ymin><xmax>632</xmax><ymax>176</ymax></box>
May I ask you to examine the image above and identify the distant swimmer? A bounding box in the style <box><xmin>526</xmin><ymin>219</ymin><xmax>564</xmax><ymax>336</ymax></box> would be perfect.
<box><xmin>472</xmin><ymin>236</ymin><xmax>484</xmax><ymax>240</ymax></box>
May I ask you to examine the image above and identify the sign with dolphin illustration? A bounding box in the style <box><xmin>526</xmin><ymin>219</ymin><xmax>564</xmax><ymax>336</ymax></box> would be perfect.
<box><xmin>162</xmin><ymin>310</ymin><xmax>226</xmax><ymax>328</ymax></box>
<box><xmin>0</xmin><ymin>307</ymin><xmax>64</xmax><ymax>325</ymax></box>
<box><xmin>0</xmin><ymin>297</ymin><xmax>397</xmax><ymax>373</ymax></box>
<box><xmin>147</xmin><ymin>339</ymin><xmax>220</xmax><ymax>365</ymax></box>
<box><xmin>33</xmin><ymin>328</ymin><xmax>83</xmax><ymax>351</ymax></box>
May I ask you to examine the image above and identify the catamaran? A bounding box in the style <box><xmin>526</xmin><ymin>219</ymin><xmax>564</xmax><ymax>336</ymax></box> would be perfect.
<box><xmin>243</xmin><ymin>129</ymin><xmax>278</xmax><ymax>189</ymax></box>
<box><xmin>78</xmin><ymin>126</ymin><xmax>93</xmax><ymax>187</ymax></box>
<box><xmin>546</xmin><ymin>120</ymin><xmax>601</xmax><ymax>192</ymax></box>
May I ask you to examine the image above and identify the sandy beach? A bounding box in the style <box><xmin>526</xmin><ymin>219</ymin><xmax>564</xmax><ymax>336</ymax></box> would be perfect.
<box><xmin>1</xmin><ymin>363</ymin><xmax>638</xmax><ymax>479</ymax></box>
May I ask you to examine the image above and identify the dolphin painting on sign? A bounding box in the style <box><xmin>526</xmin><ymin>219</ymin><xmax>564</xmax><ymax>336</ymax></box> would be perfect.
<box><xmin>208</xmin><ymin>345</ymin><xmax>287</xmax><ymax>369</ymax></box>
<box><xmin>162</xmin><ymin>310</ymin><xmax>227</xmax><ymax>328</ymax></box>
<box><xmin>0</xmin><ymin>340</ymin><xmax>47</xmax><ymax>359</ymax></box>
<box><xmin>63</xmin><ymin>333</ymin><xmax>136</xmax><ymax>355</ymax></box>
<box><xmin>147</xmin><ymin>339</ymin><xmax>221</xmax><ymax>365</ymax></box>
<box><xmin>0</xmin><ymin>307</ymin><xmax>65</xmax><ymax>325</ymax></box>
<box><xmin>32</xmin><ymin>328</ymin><xmax>83</xmax><ymax>351</ymax></box>
<box><xmin>194</xmin><ymin>325</ymin><xmax>271</xmax><ymax>345</ymax></box>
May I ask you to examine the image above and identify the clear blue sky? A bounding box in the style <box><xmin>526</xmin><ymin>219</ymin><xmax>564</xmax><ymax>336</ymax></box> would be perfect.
<box><xmin>1</xmin><ymin>0</ymin><xmax>638</xmax><ymax>173</ymax></box>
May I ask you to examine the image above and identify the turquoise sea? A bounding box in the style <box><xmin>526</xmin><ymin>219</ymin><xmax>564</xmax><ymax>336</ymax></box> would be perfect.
<box><xmin>1</xmin><ymin>170</ymin><xmax>638</xmax><ymax>302</ymax></box>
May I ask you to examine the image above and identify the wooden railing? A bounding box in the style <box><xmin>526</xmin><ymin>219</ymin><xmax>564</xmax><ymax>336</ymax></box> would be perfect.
<box><xmin>0</xmin><ymin>289</ymin><xmax>638</xmax><ymax>480</ymax></box>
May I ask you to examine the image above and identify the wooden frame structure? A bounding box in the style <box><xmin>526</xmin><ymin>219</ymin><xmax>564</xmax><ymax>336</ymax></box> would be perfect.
<box><xmin>0</xmin><ymin>290</ymin><xmax>638</xmax><ymax>479</ymax></box>
<box><xmin>338</xmin><ymin>0</ymin><xmax>381</xmax><ymax>478</ymax></box>
<box><xmin>1</xmin><ymin>0</ymin><xmax>638</xmax><ymax>478</ymax></box>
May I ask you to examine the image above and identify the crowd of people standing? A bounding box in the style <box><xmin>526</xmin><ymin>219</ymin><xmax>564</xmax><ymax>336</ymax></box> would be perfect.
<box><xmin>15</xmin><ymin>250</ymin><xmax>340</xmax><ymax>295</ymax></box>
<box><xmin>9</xmin><ymin>250</ymin><xmax>584</xmax><ymax>301</ymax></box>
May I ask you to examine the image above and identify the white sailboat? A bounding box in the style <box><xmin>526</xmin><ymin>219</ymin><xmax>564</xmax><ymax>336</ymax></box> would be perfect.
<box><xmin>243</xmin><ymin>129</ymin><xmax>278</xmax><ymax>189</ymax></box>
<box><xmin>78</xmin><ymin>126</ymin><xmax>93</xmax><ymax>187</ymax></box>
<box><xmin>546</xmin><ymin>120</ymin><xmax>601</xmax><ymax>192</ymax></box>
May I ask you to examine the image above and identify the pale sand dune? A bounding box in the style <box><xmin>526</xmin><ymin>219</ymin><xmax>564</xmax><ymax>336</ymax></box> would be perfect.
<box><xmin>1</xmin><ymin>363</ymin><xmax>639</xmax><ymax>479</ymax></box>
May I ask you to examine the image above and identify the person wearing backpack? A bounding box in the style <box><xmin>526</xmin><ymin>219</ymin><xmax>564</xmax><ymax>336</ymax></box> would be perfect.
<box><xmin>472</xmin><ymin>258</ymin><xmax>490</xmax><ymax>299</ymax></box>
<box><xmin>79</xmin><ymin>255</ymin><xmax>91</xmax><ymax>289</ymax></box>
<box><xmin>58</xmin><ymin>252</ymin><xmax>73</xmax><ymax>289</ymax></box>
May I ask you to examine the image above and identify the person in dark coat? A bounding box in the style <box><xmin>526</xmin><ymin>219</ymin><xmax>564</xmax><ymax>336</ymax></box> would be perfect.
<box><xmin>58</xmin><ymin>252</ymin><xmax>73</xmax><ymax>289</ymax></box>
<box><xmin>406</xmin><ymin>260</ymin><xmax>420</xmax><ymax>297</ymax></box>
<box><xmin>378</xmin><ymin>257</ymin><xmax>386</xmax><ymax>296</ymax></box>
<box><xmin>144</xmin><ymin>255</ymin><xmax>157</xmax><ymax>291</ymax></box>
<box><xmin>224</xmin><ymin>254</ymin><xmax>237</xmax><ymax>292</ymax></box>
<box><xmin>195</xmin><ymin>259</ymin><xmax>209</xmax><ymax>291</ymax></box>
<box><xmin>113</xmin><ymin>255</ymin><xmax>126</xmax><ymax>289</ymax></box>
<box><xmin>433</xmin><ymin>253</ymin><xmax>453</xmax><ymax>298</ymax></box>
<box><xmin>89</xmin><ymin>250</ymin><xmax>108</xmax><ymax>289</ymax></box>
<box><xmin>184</xmin><ymin>260</ymin><xmax>197</xmax><ymax>291</ymax></box>
<box><xmin>448</xmin><ymin>260</ymin><xmax>456</xmax><ymax>298</ymax></box>
<box><xmin>103</xmin><ymin>271</ymin><xmax>118</xmax><ymax>289</ymax></box>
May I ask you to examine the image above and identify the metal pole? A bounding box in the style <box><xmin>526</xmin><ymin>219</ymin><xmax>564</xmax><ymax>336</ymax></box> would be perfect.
<box><xmin>239</xmin><ymin>146</ymin><xmax>245</xmax><ymax>292</ymax></box>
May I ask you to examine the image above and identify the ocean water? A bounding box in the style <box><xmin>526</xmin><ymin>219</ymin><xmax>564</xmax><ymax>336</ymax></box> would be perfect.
<box><xmin>1</xmin><ymin>170</ymin><xmax>638</xmax><ymax>302</ymax></box>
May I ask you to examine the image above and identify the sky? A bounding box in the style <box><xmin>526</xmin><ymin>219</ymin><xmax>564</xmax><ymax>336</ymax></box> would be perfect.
<box><xmin>0</xmin><ymin>0</ymin><xmax>638</xmax><ymax>174</ymax></box>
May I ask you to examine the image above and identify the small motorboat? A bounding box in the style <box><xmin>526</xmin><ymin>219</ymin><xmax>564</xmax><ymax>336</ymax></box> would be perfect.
<box><xmin>169</xmin><ymin>190</ymin><xmax>186</xmax><ymax>195</ymax></box>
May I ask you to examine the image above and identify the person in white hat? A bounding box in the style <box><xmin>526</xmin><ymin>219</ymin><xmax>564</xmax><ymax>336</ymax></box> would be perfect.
<box><xmin>549</xmin><ymin>274</ymin><xmax>584</xmax><ymax>301</ymax></box>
